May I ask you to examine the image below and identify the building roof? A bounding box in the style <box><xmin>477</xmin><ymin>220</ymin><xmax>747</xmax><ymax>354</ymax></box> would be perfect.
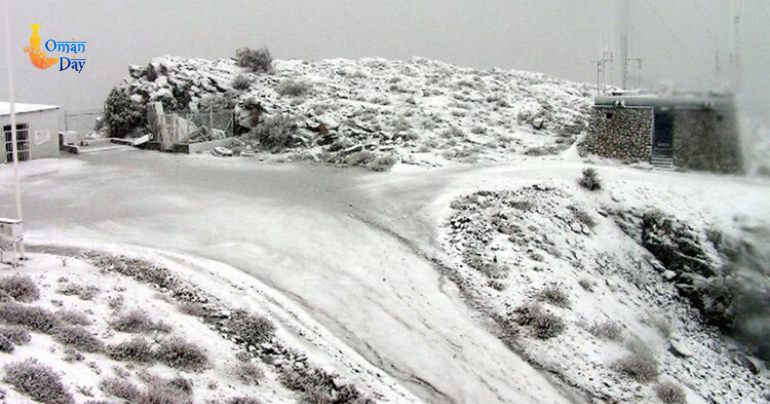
<box><xmin>0</xmin><ymin>102</ymin><xmax>61</xmax><ymax>116</ymax></box>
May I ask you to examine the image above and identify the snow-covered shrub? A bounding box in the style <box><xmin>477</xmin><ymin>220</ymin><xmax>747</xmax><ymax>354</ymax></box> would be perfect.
<box><xmin>62</xmin><ymin>347</ymin><xmax>84</xmax><ymax>363</ymax></box>
<box><xmin>570</xmin><ymin>206</ymin><xmax>597</xmax><ymax>229</ymax></box>
<box><xmin>52</xmin><ymin>324</ymin><xmax>104</xmax><ymax>353</ymax></box>
<box><xmin>513</xmin><ymin>302</ymin><xmax>566</xmax><ymax>339</ymax></box>
<box><xmin>647</xmin><ymin>316</ymin><xmax>673</xmax><ymax>338</ymax></box>
<box><xmin>177</xmin><ymin>302</ymin><xmax>207</xmax><ymax>317</ymax></box>
<box><xmin>156</xmin><ymin>338</ymin><xmax>208</xmax><ymax>371</ymax></box>
<box><xmin>578</xmin><ymin>278</ymin><xmax>595</xmax><ymax>292</ymax></box>
<box><xmin>276</xmin><ymin>79</ymin><xmax>310</xmax><ymax>97</ymax></box>
<box><xmin>536</xmin><ymin>283</ymin><xmax>571</xmax><ymax>309</ymax></box>
<box><xmin>100</xmin><ymin>377</ymin><xmax>141</xmax><ymax>402</ymax></box>
<box><xmin>228</xmin><ymin>397</ymin><xmax>262</xmax><ymax>404</ymax></box>
<box><xmin>107</xmin><ymin>337</ymin><xmax>154</xmax><ymax>363</ymax></box>
<box><xmin>589</xmin><ymin>320</ymin><xmax>624</xmax><ymax>342</ymax></box>
<box><xmin>57</xmin><ymin>283</ymin><xmax>100</xmax><ymax>301</ymax></box>
<box><xmin>249</xmin><ymin>114</ymin><xmax>298</xmax><ymax>152</ymax></box>
<box><xmin>235</xmin><ymin>47</ymin><xmax>273</xmax><ymax>73</ymax></box>
<box><xmin>110</xmin><ymin>310</ymin><xmax>171</xmax><ymax>334</ymax></box>
<box><xmin>578</xmin><ymin>168</ymin><xmax>602</xmax><ymax>191</ymax></box>
<box><xmin>346</xmin><ymin>151</ymin><xmax>375</xmax><ymax>167</ymax></box>
<box><xmin>4</xmin><ymin>359</ymin><xmax>74</xmax><ymax>404</ymax></box>
<box><xmin>654</xmin><ymin>382</ymin><xmax>687</xmax><ymax>404</ymax></box>
<box><xmin>57</xmin><ymin>310</ymin><xmax>92</xmax><ymax>326</ymax></box>
<box><xmin>0</xmin><ymin>275</ymin><xmax>40</xmax><ymax>302</ymax></box>
<box><xmin>104</xmin><ymin>88</ymin><xmax>146</xmax><ymax>138</ymax></box>
<box><xmin>229</xmin><ymin>309</ymin><xmax>276</xmax><ymax>346</ymax></box>
<box><xmin>231</xmin><ymin>74</ymin><xmax>252</xmax><ymax>91</ymax></box>
<box><xmin>0</xmin><ymin>326</ymin><xmax>31</xmax><ymax>345</ymax></box>
<box><xmin>279</xmin><ymin>367</ymin><xmax>372</xmax><ymax>404</ymax></box>
<box><xmin>199</xmin><ymin>92</ymin><xmax>238</xmax><ymax>112</ymax></box>
<box><xmin>0</xmin><ymin>303</ymin><xmax>57</xmax><ymax>333</ymax></box>
<box><xmin>614</xmin><ymin>340</ymin><xmax>659</xmax><ymax>382</ymax></box>
<box><xmin>368</xmin><ymin>154</ymin><xmax>398</xmax><ymax>172</ymax></box>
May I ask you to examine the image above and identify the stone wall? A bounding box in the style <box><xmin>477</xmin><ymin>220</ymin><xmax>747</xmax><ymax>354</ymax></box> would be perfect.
<box><xmin>583</xmin><ymin>107</ymin><xmax>653</xmax><ymax>163</ymax></box>
<box><xmin>673</xmin><ymin>109</ymin><xmax>743</xmax><ymax>173</ymax></box>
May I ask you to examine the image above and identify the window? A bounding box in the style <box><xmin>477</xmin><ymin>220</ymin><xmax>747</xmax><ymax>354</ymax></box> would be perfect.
<box><xmin>2</xmin><ymin>124</ymin><xmax>30</xmax><ymax>163</ymax></box>
<box><xmin>605</xmin><ymin>112</ymin><xmax>614</xmax><ymax>120</ymax></box>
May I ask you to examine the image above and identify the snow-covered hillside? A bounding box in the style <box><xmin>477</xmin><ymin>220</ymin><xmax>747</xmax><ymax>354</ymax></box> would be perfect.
<box><xmin>114</xmin><ymin>56</ymin><xmax>593</xmax><ymax>167</ymax></box>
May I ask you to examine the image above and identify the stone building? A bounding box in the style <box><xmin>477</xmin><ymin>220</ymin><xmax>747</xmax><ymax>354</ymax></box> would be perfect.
<box><xmin>583</xmin><ymin>94</ymin><xmax>743</xmax><ymax>173</ymax></box>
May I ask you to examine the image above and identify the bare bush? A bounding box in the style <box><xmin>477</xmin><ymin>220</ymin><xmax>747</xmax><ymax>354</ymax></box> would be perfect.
<box><xmin>107</xmin><ymin>338</ymin><xmax>155</xmax><ymax>363</ymax></box>
<box><xmin>0</xmin><ymin>275</ymin><xmax>40</xmax><ymax>302</ymax></box>
<box><xmin>57</xmin><ymin>310</ymin><xmax>92</xmax><ymax>326</ymax></box>
<box><xmin>110</xmin><ymin>310</ymin><xmax>171</xmax><ymax>334</ymax></box>
<box><xmin>0</xmin><ymin>303</ymin><xmax>58</xmax><ymax>333</ymax></box>
<box><xmin>229</xmin><ymin>309</ymin><xmax>276</xmax><ymax>346</ymax></box>
<box><xmin>277</xmin><ymin>80</ymin><xmax>310</xmax><ymax>97</ymax></box>
<box><xmin>0</xmin><ymin>334</ymin><xmax>14</xmax><ymax>353</ymax></box>
<box><xmin>589</xmin><ymin>320</ymin><xmax>624</xmax><ymax>342</ymax></box>
<box><xmin>100</xmin><ymin>377</ymin><xmax>141</xmax><ymax>402</ymax></box>
<box><xmin>231</xmin><ymin>74</ymin><xmax>252</xmax><ymax>91</ymax></box>
<box><xmin>578</xmin><ymin>167</ymin><xmax>602</xmax><ymax>191</ymax></box>
<box><xmin>155</xmin><ymin>338</ymin><xmax>208</xmax><ymax>371</ymax></box>
<box><xmin>177</xmin><ymin>302</ymin><xmax>207</xmax><ymax>317</ymax></box>
<box><xmin>0</xmin><ymin>326</ymin><xmax>31</xmax><ymax>345</ymax></box>
<box><xmin>4</xmin><ymin>359</ymin><xmax>74</xmax><ymax>404</ymax></box>
<box><xmin>655</xmin><ymin>381</ymin><xmax>687</xmax><ymax>404</ymax></box>
<box><xmin>236</xmin><ymin>47</ymin><xmax>273</xmax><ymax>73</ymax></box>
<box><xmin>614</xmin><ymin>340</ymin><xmax>659</xmax><ymax>382</ymax></box>
<box><xmin>232</xmin><ymin>362</ymin><xmax>264</xmax><ymax>385</ymax></box>
<box><xmin>57</xmin><ymin>284</ymin><xmax>100</xmax><ymax>301</ymax></box>
<box><xmin>107</xmin><ymin>295</ymin><xmax>125</xmax><ymax>311</ymax></box>
<box><xmin>228</xmin><ymin>398</ymin><xmax>262</xmax><ymax>404</ymax></box>
<box><xmin>536</xmin><ymin>283</ymin><xmax>572</xmax><ymax>309</ymax></box>
<box><xmin>52</xmin><ymin>324</ymin><xmax>104</xmax><ymax>353</ymax></box>
<box><xmin>249</xmin><ymin>114</ymin><xmax>298</xmax><ymax>152</ymax></box>
<box><xmin>513</xmin><ymin>302</ymin><xmax>566</xmax><ymax>339</ymax></box>
<box><xmin>63</xmin><ymin>347</ymin><xmax>85</xmax><ymax>363</ymax></box>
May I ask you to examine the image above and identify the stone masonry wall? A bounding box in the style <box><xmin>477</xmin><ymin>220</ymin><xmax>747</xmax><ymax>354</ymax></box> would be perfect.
<box><xmin>583</xmin><ymin>107</ymin><xmax>653</xmax><ymax>163</ymax></box>
<box><xmin>673</xmin><ymin>109</ymin><xmax>743</xmax><ymax>174</ymax></box>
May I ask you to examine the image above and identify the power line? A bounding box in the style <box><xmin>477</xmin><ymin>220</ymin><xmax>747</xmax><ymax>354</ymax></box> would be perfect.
<box><xmin>642</xmin><ymin>0</ymin><xmax>699</xmax><ymax>67</ymax></box>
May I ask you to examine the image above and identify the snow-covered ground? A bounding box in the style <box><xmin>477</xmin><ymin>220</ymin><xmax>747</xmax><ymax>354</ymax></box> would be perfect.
<box><xmin>115</xmin><ymin>56</ymin><xmax>593</xmax><ymax>167</ymax></box>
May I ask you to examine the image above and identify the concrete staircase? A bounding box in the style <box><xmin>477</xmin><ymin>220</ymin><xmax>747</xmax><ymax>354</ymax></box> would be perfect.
<box><xmin>651</xmin><ymin>149</ymin><xmax>674</xmax><ymax>170</ymax></box>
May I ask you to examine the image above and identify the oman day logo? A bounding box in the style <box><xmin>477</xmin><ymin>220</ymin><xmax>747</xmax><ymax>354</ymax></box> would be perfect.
<box><xmin>23</xmin><ymin>24</ymin><xmax>87</xmax><ymax>73</ymax></box>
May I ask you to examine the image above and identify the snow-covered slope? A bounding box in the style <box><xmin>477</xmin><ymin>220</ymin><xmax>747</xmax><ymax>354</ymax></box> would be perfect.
<box><xmin>115</xmin><ymin>56</ymin><xmax>593</xmax><ymax>166</ymax></box>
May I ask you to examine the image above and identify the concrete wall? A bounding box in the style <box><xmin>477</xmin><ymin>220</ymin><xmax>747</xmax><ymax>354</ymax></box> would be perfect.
<box><xmin>0</xmin><ymin>109</ymin><xmax>61</xmax><ymax>163</ymax></box>
<box><xmin>583</xmin><ymin>107</ymin><xmax>653</xmax><ymax>163</ymax></box>
<box><xmin>673</xmin><ymin>109</ymin><xmax>743</xmax><ymax>173</ymax></box>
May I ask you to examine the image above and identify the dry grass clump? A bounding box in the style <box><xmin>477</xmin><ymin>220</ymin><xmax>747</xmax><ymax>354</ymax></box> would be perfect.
<box><xmin>0</xmin><ymin>274</ymin><xmax>40</xmax><ymax>302</ymax></box>
<box><xmin>155</xmin><ymin>338</ymin><xmax>208</xmax><ymax>371</ymax></box>
<box><xmin>654</xmin><ymin>381</ymin><xmax>687</xmax><ymax>404</ymax></box>
<box><xmin>231</xmin><ymin>74</ymin><xmax>252</xmax><ymax>91</ymax></box>
<box><xmin>367</xmin><ymin>155</ymin><xmax>398</xmax><ymax>172</ymax></box>
<box><xmin>52</xmin><ymin>324</ymin><xmax>104</xmax><ymax>353</ymax></box>
<box><xmin>513</xmin><ymin>302</ymin><xmax>566</xmax><ymax>339</ymax></box>
<box><xmin>110</xmin><ymin>310</ymin><xmax>171</xmax><ymax>334</ymax></box>
<box><xmin>229</xmin><ymin>309</ymin><xmax>276</xmax><ymax>346</ymax></box>
<box><xmin>57</xmin><ymin>283</ymin><xmax>100</xmax><ymax>301</ymax></box>
<box><xmin>235</xmin><ymin>47</ymin><xmax>273</xmax><ymax>74</ymax></box>
<box><xmin>0</xmin><ymin>303</ymin><xmax>58</xmax><ymax>333</ymax></box>
<box><xmin>536</xmin><ymin>283</ymin><xmax>572</xmax><ymax>309</ymax></box>
<box><xmin>4</xmin><ymin>359</ymin><xmax>74</xmax><ymax>404</ymax></box>
<box><xmin>0</xmin><ymin>325</ymin><xmax>31</xmax><ymax>345</ymax></box>
<box><xmin>232</xmin><ymin>362</ymin><xmax>264</xmax><ymax>385</ymax></box>
<box><xmin>589</xmin><ymin>320</ymin><xmax>625</xmax><ymax>342</ymax></box>
<box><xmin>228</xmin><ymin>397</ymin><xmax>262</xmax><ymax>404</ymax></box>
<box><xmin>276</xmin><ymin>79</ymin><xmax>310</xmax><ymax>97</ymax></box>
<box><xmin>578</xmin><ymin>278</ymin><xmax>595</xmax><ymax>292</ymax></box>
<box><xmin>57</xmin><ymin>310</ymin><xmax>92</xmax><ymax>326</ymax></box>
<box><xmin>614</xmin><ymin>339</ymin><xmax>660</xmax><ymax>382</ymax></box>
<box><xmin>107</xmin><ymin>338</ymin><xmax>155</xmax><ymax>363</ymax></box>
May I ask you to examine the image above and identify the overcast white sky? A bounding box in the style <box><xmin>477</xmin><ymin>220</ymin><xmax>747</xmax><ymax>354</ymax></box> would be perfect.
<box><xmin>1</xmin><ymin>0</ymin><xmax>768</xmax><ymax>121</ymax></box>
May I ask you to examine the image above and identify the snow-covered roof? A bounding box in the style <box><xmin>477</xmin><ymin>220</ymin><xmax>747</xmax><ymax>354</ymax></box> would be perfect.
<box><xmin>0</xmin><ymin>102</ymin><xmax>60</xmax><ymax>116</ymax></box>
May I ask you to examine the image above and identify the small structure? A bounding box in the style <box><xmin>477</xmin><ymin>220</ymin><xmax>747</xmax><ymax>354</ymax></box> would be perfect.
<box><xmin>584</xmin><ymin>94</ymin><xmax>743</xmax><ymax>173</ymax></box>
<box><xmin>146</xmin><ymin>102</ymin><xmax>235</xmax><ymax>154</ymax></box>
<box><xmin>0</xmin><ymin>102</ymin><xmax>61</xmax><ymax>163</ymax></box>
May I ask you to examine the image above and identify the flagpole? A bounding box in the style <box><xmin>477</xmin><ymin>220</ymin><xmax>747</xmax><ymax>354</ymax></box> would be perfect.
<box><xmin>3</xmin><ymin>0</ymin><xmax>25</xmax><ymax>261</ymax></box>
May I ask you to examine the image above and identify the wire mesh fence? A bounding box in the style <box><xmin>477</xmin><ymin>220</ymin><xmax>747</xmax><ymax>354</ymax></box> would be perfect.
<box><xmin>147</xmin><ymin>108</ymin><xmax>235</xmax><ymax>150</ymax></box>
<box><xmin>64</xmin><ymin>109</ymin><xmax>102</xmax><ymax>137</ymax></box>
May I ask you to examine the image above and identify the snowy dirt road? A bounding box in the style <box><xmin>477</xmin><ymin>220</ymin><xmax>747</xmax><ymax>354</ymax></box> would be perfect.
<box><xmin>0</xmin><ymin>151</ymin><xmax>583</xmax><ymax>404</ymax></box>
<box><xmin>2</xmin><ymin>151</ymin><xmax>769</xmax><ymax>403</ymax></box>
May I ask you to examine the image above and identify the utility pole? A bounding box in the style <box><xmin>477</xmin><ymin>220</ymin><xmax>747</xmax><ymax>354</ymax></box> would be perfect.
<box><xmin>729</xmin><ymin>0</ymin><xmax>744</xmax><ymax>92</ymax></box>
<box><xmin>619</xmin><ymin>0</ymin><xmax>630</xmax><ymax>89</ymax></box>
<box><xmin>3</xmin><ymin>0</ymin><xmax>25</xmax><ymax>262</ymax></box>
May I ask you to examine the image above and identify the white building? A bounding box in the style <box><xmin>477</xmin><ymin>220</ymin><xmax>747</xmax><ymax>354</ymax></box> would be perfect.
<box><xmin>0</xmin><ymin>102</ymin><xmax>61</xmax><ymax>163</ymax></box>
